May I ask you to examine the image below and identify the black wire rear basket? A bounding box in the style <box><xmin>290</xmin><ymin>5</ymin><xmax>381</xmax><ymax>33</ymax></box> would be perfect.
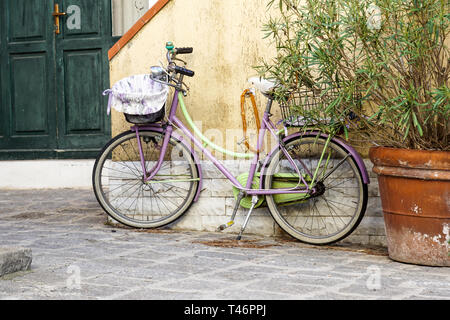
<box><xmin>279</xmin><ymin>85</ymin><xmax>363</xmax><ymax>127</ymax></box>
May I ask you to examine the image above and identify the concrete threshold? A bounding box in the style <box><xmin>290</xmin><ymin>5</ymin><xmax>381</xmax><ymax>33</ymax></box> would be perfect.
<box><xmin>0</xmin><ymin>160</ymin><xmax>94</xmax><ymax>189</ymax></box>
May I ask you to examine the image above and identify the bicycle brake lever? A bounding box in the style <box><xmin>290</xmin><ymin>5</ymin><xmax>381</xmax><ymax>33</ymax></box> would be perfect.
<box><xmin>158</xmin><ymin>61</ymin><xmax>171</xmax><ymax>76</ymax></box>
<box><xmin>172</xmin><ymin>57</ymin><xmax>187</xmax><ymax>65</ymax></box>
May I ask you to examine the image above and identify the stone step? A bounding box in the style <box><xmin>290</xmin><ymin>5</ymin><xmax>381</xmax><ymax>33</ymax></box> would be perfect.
<box><xmin>0</xmin><ymin>247</ymin><xmax>32</xmax><ymax>277</ymax></box>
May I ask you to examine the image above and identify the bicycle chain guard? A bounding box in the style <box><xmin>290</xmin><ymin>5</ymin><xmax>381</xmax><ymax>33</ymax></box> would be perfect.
<box><xmin>232</xmin><ymin>173</ymin><xmax>310</xmax><ymax>209</ymax></box>
<box><xmin>232</xmin><ymin>173</ymin><xmax>266</xmax><ymax>209</ymax></box>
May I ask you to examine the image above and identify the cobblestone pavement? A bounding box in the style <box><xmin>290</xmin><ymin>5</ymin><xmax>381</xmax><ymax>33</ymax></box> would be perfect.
<box><xmin>0</xmin><ymin>189</ymin><xmax>448</xmax><ymax>300</ymax></box>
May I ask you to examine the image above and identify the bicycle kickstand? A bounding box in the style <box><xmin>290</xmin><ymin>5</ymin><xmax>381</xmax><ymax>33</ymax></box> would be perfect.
<box><xmin>236</xmin><ymin>196</ymin><xmax>259</xmax><ymax>241</ymax></box>
<box><xmin>216</xmin><ymin>192</ymin><xmax>244</xmax><ymax>232</ymax></box>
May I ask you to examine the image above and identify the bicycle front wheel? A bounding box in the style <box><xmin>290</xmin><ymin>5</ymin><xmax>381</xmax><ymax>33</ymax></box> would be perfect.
<box><xmin>93</xmin><ymin>130</ymin><xmax>199</xmax><ymax>228</ymax></box>
<box><xmin>264</xmin><ymin>135</ymin><xmax>367</xmax><ymax>244</ymax></box>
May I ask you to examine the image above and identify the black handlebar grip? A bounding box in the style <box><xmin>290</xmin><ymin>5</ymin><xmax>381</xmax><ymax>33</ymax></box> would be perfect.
<box><xmin>175</xmin><ymin>47</ymin><xmax>194</xmax><ymax>54</ymax></box>
<box><xmin>174</xmin><ymin>66</ymin><xmax>195</xmax><ymax>77</ymax></box>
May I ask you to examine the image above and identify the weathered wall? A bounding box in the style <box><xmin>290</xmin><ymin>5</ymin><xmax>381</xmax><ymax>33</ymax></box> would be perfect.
<box><xmin>109</xmin><ymin>0</ymin><xmax>386</xmax><ymax>246</ymax></box>
<box><xmin>110</xmin><ymin>0</ymin><xmax>277</xmax><ymax>140</ymax></box>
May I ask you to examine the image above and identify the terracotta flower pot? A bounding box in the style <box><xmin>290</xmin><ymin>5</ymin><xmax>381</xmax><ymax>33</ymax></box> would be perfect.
<box><xmin>369</xmin><ymin>147</ymin><xmax>450</xmax><ymax>266</ymax></box>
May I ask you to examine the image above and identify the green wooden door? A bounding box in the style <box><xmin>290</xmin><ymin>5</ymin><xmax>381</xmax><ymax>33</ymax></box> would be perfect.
<box><xmin>55</xmin><ymin>0</ymin><xmax>112</xmax><ymax>155</ymax></box>
<box><xmin>0</xmin><ymin>0</ymin><xmax>57</xmax><ymax>158</ymax></box>
<box><xmin>0</xmin><ymin>0</ymin><xmax>112</xmax><ymax>160</ymax></box>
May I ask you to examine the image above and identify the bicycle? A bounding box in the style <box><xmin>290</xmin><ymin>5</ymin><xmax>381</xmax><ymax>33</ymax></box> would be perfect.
<box><xmin>93</xmin><ymin>42</ymin><xmax>370</xmax><ymax>245</ymax></box>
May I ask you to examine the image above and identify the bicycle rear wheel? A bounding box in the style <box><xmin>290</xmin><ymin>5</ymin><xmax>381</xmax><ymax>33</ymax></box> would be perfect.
<box><xmin>264</xmin><ymin>135</ymin><xmax>367</xmax><ymax>244</ymax></box>
<box><xmin>93</xmin><ymin>130</ymin><xmax>199</xmax><ymax>228</ymax></box>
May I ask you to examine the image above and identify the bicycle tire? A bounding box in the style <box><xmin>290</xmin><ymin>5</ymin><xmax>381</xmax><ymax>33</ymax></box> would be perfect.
<box><xmin>264</xmin><ymin>135</ymin><xmax>368</xmax><ymax>244</ymax></box>
<box><xmin>92</xmin><ymin>130</ymin><xmax>199</xmax><ymax>228</ymax></box>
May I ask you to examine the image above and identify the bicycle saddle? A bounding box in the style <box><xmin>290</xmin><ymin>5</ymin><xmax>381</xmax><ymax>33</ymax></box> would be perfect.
<box><xmin>248</xmin><ymin>77</ymin><xmax>278</xmax><ymax>96</ymax></box>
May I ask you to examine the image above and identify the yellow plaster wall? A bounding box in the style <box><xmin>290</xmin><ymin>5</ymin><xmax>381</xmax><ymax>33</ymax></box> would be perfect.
<box><xmin>109</xmin><ymin>0</ymin><xmax>278</xmax><ymax>154</ymax></box>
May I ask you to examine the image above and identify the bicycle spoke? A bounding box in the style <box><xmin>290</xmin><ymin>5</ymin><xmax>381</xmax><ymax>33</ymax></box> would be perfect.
<box><xmin>107</xmin><ymin>178</ymin><xmax>140</xmax><ymax>195</ymax></box>
<box><xmin>113</xmin><ymin>180</ymin><xmax>142</xmax><ymax>210</ymax></box>
<box><xmin>119</xmin><ymin>144</ymin><xmax>143</xmax><ymax>178</ymax></box>
<box><xmin>322</xmin><ymin>196</ymin><xmax>349</xmax><ymax>226</ymax></box>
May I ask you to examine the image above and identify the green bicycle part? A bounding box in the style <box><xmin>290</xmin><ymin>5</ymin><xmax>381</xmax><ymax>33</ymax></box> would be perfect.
<box><xmin>232</xmin><ymin>173</ymin><xmax>266</xmax><ymax>209</ymax></box>
<box><xmin>310</xmin><ymin>134</ymin><xmax>333</xmax><ymax>186</ymax></box>
<box><xmin>166</xmin><ymin>41</ymin><xmax>174</xmax><ymax>51</ymax></box>
<box><xmin>232</xmin><ymin>172</ymin><xmax>311</xmax><ymax>209</ymax></box>
<box><xmin>178</xmin><ymin>93</ymin><xmax>255</xmax><ymax>159</ymax></box>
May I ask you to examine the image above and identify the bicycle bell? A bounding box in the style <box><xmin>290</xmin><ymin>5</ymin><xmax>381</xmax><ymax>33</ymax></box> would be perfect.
<box><xmin>150</xmin><ymin>66</ymin><xmax>168</xmax><ymax>81</ymax></box>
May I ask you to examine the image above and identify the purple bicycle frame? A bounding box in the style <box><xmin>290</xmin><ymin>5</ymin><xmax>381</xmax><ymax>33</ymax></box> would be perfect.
<box><xmin>132</xmin><ymin>88</ymin><xmax>369</xmax><ymax>201</ymax></box>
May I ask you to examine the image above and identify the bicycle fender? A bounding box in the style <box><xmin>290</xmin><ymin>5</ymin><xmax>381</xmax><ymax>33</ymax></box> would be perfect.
<box><xmin>259</xmin><ymin>132</ymin><xmax>370</xmax><ymax>190</ymax></box>
<box><xmin>136</xmin><ymin>126</ymin><xmax>203</xmax><ymax>202</ymax></box>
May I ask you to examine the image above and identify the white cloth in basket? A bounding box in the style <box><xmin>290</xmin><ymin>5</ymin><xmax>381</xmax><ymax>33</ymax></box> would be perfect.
<box><xmin>103</xmin><ymin>74</ymin><xmax>169</xmax><ymax>115</ymax></box>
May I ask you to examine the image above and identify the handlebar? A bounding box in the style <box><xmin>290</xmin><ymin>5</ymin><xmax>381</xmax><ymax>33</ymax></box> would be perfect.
<box><xmin>165</xmin><ymin>42</ymin><xmax>195</xmax><ymax>77</ymax></box>
<box><xmin>175</xmin><ymin>47</ymin><xmax>193</xmax><ymax>54</ymax></box>
<box><xmin>174</xmin><ymin>66</ymin><xmax>195</xmax><ymax>77</ymax></box>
